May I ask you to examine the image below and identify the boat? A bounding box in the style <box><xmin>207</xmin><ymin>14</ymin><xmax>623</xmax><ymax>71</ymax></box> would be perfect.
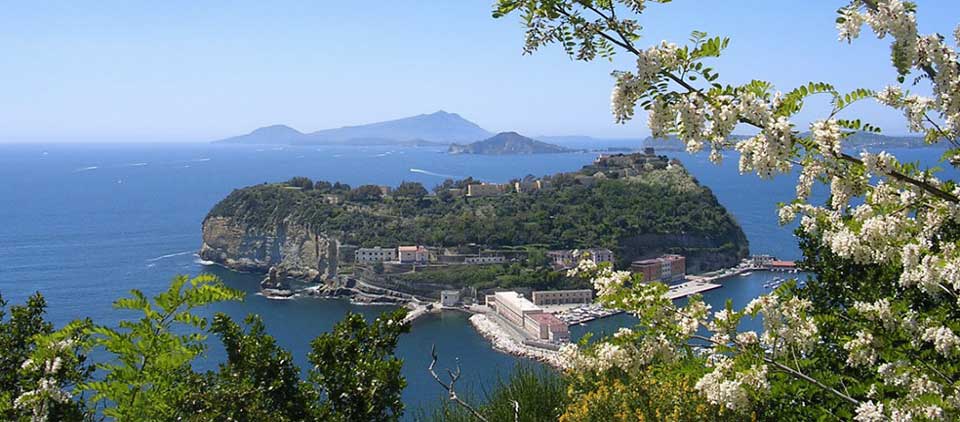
<box><xmin>262</xmin><ymin>288</ymin><xmax>296</xmax><ymax>299</ymax></box>
<box><xmin>740</xmin><ymin>271</ymin><xmax>753</xmax><ymax>277</ymax></box>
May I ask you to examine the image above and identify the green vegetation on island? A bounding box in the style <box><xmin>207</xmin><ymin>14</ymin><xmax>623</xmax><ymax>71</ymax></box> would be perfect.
<box><xmin>204</xmin><ymin>152</ymin><xmax>749</xmax><ymax>282</ymax></box>
<box><xmin>447</xmin><ymin>131</ymin><xmax>574</xmax><ymax>154</ymax></box>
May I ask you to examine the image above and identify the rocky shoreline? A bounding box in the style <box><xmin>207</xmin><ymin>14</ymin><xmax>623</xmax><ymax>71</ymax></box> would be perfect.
<box><xmin>468</xmin><ymin>314</ymin><xmax>564</xmax><ymax>369</ymax></box>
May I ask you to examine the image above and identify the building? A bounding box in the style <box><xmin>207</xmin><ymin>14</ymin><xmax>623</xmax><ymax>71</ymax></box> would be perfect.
<box><xmin>524</xmin><ymin>312</ymin><xmax>569</xmax><ymax>342</ymax></box>
<box><xmin>531</xmin><ymin>289</ymin><xmax>593</xmax><ymax>306</ymax></box>
<box><xmin>485</xmin><ymin>291</ymin><xmax>569</xmax><ymax>342</ymax></box>
<box><xmin>630</xmin><ymin>254</ymin><xmax>686</xmax><ymax>283</ymax></box>
<box><xmin>466</xmin><ymin>183</ymin><xmax>506</xmax><ymax>197</ymax></box>
<box><xmin>513</xmin><ymin>180</ymin><xmax>543</xmax><ymax>194</ymax></box>
<box><xmin>464</xmin><ymin>256</ymin><xmax>506</xmax><ymax>265</ymax></box>
<box><xmin>355</xmin><ymin>247</ymin><xmax>397</xmax><ymax>264</ymax></box>
<box><xmin>398</xmin><ymin>245</ymin><xmax>429</xmax><ymax>264</ymax></box>
<box><xmin>547</xmin><ymin>248</ymin><xmax>614</xmax><ymax>269</ymax></box>
<box><xmin>748</xmin><ymin>254</ymin><xmax>775</xmax><ymax>268</ymax></box>
<box><xmin>440</xmin><ymin>290</ymin><xmax>461</xmax><ymax>307</ymax></box>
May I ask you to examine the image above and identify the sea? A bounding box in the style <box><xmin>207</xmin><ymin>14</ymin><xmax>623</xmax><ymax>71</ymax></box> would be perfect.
<box><xmin>0</xmin><ymin>142</ymin><xmax>951</xmax><ymax>415</ymax></box>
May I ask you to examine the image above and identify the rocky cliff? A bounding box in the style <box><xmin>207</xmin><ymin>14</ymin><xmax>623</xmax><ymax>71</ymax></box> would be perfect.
<box><xmin>199</xmin><ymin>216</ymin><xmax>339</xmax><ymax>282</ymax></box>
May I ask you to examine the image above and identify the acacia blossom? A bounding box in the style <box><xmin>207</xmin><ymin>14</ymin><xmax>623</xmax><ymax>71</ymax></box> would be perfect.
<box><xmin>844</xmin><ymin>330</ymin><xmax>878</xmax><ymax>367</ymax></box>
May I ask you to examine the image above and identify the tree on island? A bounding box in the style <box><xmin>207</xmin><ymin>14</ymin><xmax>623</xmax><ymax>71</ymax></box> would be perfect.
<box><xmin>394</xmin><ymin>181</ymin><xmax>428</xmax><ymax>200</ymax></box>
<box><xmin>287</xmin><ymin>176</ymin><xmax>314</xmax><ymax>190</ymax></box>
<box><xmin>347</xmin><ymin>185</ymin><xmax>384</xmax><ymax>203</ymax></box>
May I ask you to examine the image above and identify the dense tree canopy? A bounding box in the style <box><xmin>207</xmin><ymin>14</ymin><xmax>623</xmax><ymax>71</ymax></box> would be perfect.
<box><xmin>207</xmin><ymin>160</ymin><xmax>748</xmax><ymax>269</ymax></box>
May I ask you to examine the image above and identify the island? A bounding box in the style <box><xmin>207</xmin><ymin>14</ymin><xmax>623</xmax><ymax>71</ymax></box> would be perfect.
<box><xmin>447</xmin><ymin>132</ymin><xmax>574</xmax><ymax>155</ymax></box>
<box><xmin>215</xmin><ymin>110</ymin><xmax>492</xmax><ymax>146</ymax></box>
<box><xmin>200</xmin><ymin>152</ymin><xmax>749</xmax><ymax>305</ymax></box>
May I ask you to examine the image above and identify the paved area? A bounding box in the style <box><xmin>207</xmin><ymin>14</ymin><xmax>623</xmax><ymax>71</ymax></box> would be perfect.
<box><xmin>665</xmin><ymin>281</ymin><xmax>722</xmax><ymax>300</ymax></box>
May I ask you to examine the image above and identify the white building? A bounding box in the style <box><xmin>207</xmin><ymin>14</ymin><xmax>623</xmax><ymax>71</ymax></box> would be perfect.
<box><xmin>531</xmin><ymin>289</ymin><xmax>593</xmax><ymax>306</ymax></box>
<box><xmin>355</xmin><ymin>247</ymin><xmax>397</xmax><ymax>264</ymax></box>
<box><xmin>464</xmin><ymin>256</ymin><xmax>506</xmax><ymax>265</ymax></box>
<box><xmin>547</xmin><ymin>248</ymin><xmax>614</xmax><ymax>269</ymax></box>
<box><xmin>440</xmin><ymin>290</ymin><xmax>460</xmax><ymax>307</ymax></box>
<box><xmin>485</xmin><ymin>291</ymin><xmax>569</xmax><ymax>342</ymax></box>
<box><xmin>466</xmin><ymin>183</ymin><xmax>505</xmax><ymax>197</ymax></box>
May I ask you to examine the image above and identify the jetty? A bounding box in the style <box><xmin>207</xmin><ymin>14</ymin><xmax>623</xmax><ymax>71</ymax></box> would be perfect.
<box><xmin>665</xmin><ymin>280</ymin><xmax>722</xmax><ymax>300</ymax></box>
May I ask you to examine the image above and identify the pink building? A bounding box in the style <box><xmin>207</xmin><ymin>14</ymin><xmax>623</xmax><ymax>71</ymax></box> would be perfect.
<box><xmin>398</xmin><ymin>246</ymin><xmax>429</xmax><ymax>264</ymax></box>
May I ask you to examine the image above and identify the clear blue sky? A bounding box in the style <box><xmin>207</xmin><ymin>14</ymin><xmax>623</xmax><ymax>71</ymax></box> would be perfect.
<box><xmin>2</xmin><ymin>1</ymin><xmax>958</xmax><ymax>142</ymax></box>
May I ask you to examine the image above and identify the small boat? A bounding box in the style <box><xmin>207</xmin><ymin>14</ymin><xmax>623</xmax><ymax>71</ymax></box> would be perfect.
<box><xmin>261</xmin><ymin>289</ymin><xmax>296</xmax><ymax>299</ymax></box>
<box><xmin>740</xmin><ymin>272</ymin><xmax>753</xmax><ymax>277</ymax></box>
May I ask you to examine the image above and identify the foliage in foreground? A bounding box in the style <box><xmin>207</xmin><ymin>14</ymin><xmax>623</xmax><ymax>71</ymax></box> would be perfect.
<box><xmin>0</xmin><ymin>274</ymin><xmax>410</xmax><ymax>422</ymax></box>
<box><xmin>420</xmin><ymin>365</ymin><xmax>567</xmax><ymax>422</ymax></box>
<box><xmin>492</xmin><ymin>0</ymin><xmax>960</xmax><ymax>420</ymax></box>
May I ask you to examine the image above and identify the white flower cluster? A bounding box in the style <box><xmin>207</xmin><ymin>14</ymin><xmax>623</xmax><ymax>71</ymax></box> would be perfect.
<box><xmin>15</xmin><ymin>339</ymin><xmax>76</xmax><ymax>421</ymax></box>
<box><xmin>745</xmin><ymin>294</ymin><xmax>818</xmax><ymax>355</ymax></box>
<box><xmin>795</xmin><ymin>161</ymin><xmax>824</xmax><ymax>201</ymax></box>
<box><xmin>811</xmin><ymin>119</ymin><xmax>842</xmax><ymax>158</ymax></box>
<box><xmin>593</xmin><ymin>342</ymin><xmax>631</xmax><ymax>371</ymax></box>
<box><xmin>844</xmin><ymin>330</ymin><xmax>878</xmax><ymax>367</ymax></box>
<box><xmin>694</xmin><ymin>357</ymin><xmax>768</xmax><ymax>412</ymax></box>
<box><xmin>842</xmin><ymin>0</ymin><xmax>960</xmax><ymax>137</ymax></box>
<box><xmin>676</xmin><ymin>298</ymin><xmax>711</xmax><ymax>337</ymax></box>
<box><xmin>837</xmin><ymin>6</ymin><xmax>865</xmax><ymax>43</ymax></box>
<box><xmin>593</xmin><ymin>267</ymin><xmax>632</xmax><ymax>298</ymax></box>
<box><xmin>853</xmin><ymin>299</ymin><xmax>896</xmax><ymax>330</ymax></box>
<box><xmin>612</xmin><ymin>41</ymin><xmax>680</xmax><ymax>126</ymax></box>
<box><xmin>855</xmin><ymin>400</ymin><xmax>886</xmax><ymax>422</ymax></box>
<box><xmin>860</xmin><ymin>151</ymin><xmax>896</xmax><ymax>177</ymax></box>
<box><xmin>636</xmin><ymin>41</ymin><xmax>679</xmax><ymax>80</ymax></box>
<box><xmin>921</xmin><ymin>326</ymin><xmax>960</xmax><ymax>357</ymax></box>
<box><xmin>876</xmin><ymin>85</ymin><xmax>903</xmax><ymax>107</ymax></box>
<box><xmin>611</xmin><ymin>71</ymin><xmax>642</xmax><ymax>124</ymax></box>
<box><xmin>566</xmin><ymin>257</ymin><xmax>597</xmax><ymax>277</ymax></box>
<box><xmin>648</xmin><ymin>97</ymin><xmax>674</xmax><ymax>139</ymax></box>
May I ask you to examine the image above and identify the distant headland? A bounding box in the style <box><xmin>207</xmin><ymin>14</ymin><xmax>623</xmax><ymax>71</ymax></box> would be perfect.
<box><xmin>448</xmin><ymin>132</ymin><xmax>574</xmax><ymax>155</ymax></box>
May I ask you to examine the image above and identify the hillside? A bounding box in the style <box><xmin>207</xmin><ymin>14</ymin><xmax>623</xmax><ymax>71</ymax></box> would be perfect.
<box><xmin>200</xmin><ymin>153</ymin><xmax>749</xmax><ymax>288</ymax></box>
<box><xmin>215</xmin><ymin>111</ymin><xmax>491</xmax><ymax>145</ymax></box>
<box><xmin>448</xmin><ymin>132</ymin><xmax>573</xmax><ymax>155</ymax></box>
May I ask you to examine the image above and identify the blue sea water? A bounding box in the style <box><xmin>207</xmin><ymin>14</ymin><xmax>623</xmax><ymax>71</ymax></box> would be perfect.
<box><xmin>0</xmin><ymin>142</ymin><xmax>950</xmax><ymax>414</ymax></box>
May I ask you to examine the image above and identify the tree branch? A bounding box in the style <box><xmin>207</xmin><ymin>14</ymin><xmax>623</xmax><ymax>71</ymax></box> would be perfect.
<box><xmin>559</xmin><ymin>1</ymin><xmax>960</xmax><ymax>204</ymax></box>
<box><xmin>429</xmin><ymin>345</ymin><xmax>489</xmax><ymax>422</ymax></box>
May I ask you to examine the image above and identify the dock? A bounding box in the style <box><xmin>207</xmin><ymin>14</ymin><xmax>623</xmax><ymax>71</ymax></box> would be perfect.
<box><xmin>665</xmin><ymin>280</ymin><xmax>722</xmax><ymax>300</ymax></box>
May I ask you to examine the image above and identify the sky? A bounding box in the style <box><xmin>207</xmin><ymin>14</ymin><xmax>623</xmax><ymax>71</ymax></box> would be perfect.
<box><xmin>1</xmin><ymin>1</ymin><xmax>959</xmax><ymax>143</ymax></box>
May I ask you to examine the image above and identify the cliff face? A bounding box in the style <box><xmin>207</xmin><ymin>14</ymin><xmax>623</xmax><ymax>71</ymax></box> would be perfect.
<box><xmin>199</xmin><ymin>216</ymin><xmax>339</xmax><ymax>281</ymax></box>
<box><xmin>618</xmin><ymin>233</ymin><xmax>748</xmax><ymax>273</ymax></box>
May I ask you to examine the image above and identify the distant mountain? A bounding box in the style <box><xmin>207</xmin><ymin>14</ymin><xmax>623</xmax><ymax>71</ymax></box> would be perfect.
<box><xmin>448</xmin><ymin>132</ymin><xmax>574</xmax><ymax>155</ymax></box>
<box><xmin>215</xmin><ymin>111</ymin><xmax>492</xmax><ymax>145</ymax></box>
<box><xmin>217</xmin><ymin>125</ymin><xmax>306</xmax><ymax>145</ymax></box>
<box><xmin>642</xmin><ymin>132</ymin><xmax>943</xmax><ymax>152</ymax></box>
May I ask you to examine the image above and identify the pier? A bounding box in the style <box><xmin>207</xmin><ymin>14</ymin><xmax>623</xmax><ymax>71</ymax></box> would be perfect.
<box><xmin>665</xmin><ymin>280</ymin><xmax>722</xmax><ymax>300</ymax></box>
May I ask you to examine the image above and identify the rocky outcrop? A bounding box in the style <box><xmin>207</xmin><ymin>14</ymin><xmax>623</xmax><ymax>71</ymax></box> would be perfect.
<box><xmin>618</xmin><ymin>232</ymin><xmax>748</xmax><ymax>273</ymax></box>
<box><xmin>199</xmin><ymin>216</ymin><xmax>339</xmax><ymax>281</ymax></box>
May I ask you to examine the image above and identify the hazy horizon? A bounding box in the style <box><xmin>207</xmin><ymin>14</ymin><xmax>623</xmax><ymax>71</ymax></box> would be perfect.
<box><xmin>3</xmin><ymin>1</ymin><xmax>959</xmax><ymax>143</ymax></box>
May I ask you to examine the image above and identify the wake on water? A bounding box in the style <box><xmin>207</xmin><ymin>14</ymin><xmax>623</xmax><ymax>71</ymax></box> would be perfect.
<box><xmin>146</xmin><ymin>250</ymin><xmax>195</xmax><ymax>262</ymax></box>
<box><xmin>409</xmin><ymin>168</ymin><xmax>461</xmax><ymax>179</ymax></box>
